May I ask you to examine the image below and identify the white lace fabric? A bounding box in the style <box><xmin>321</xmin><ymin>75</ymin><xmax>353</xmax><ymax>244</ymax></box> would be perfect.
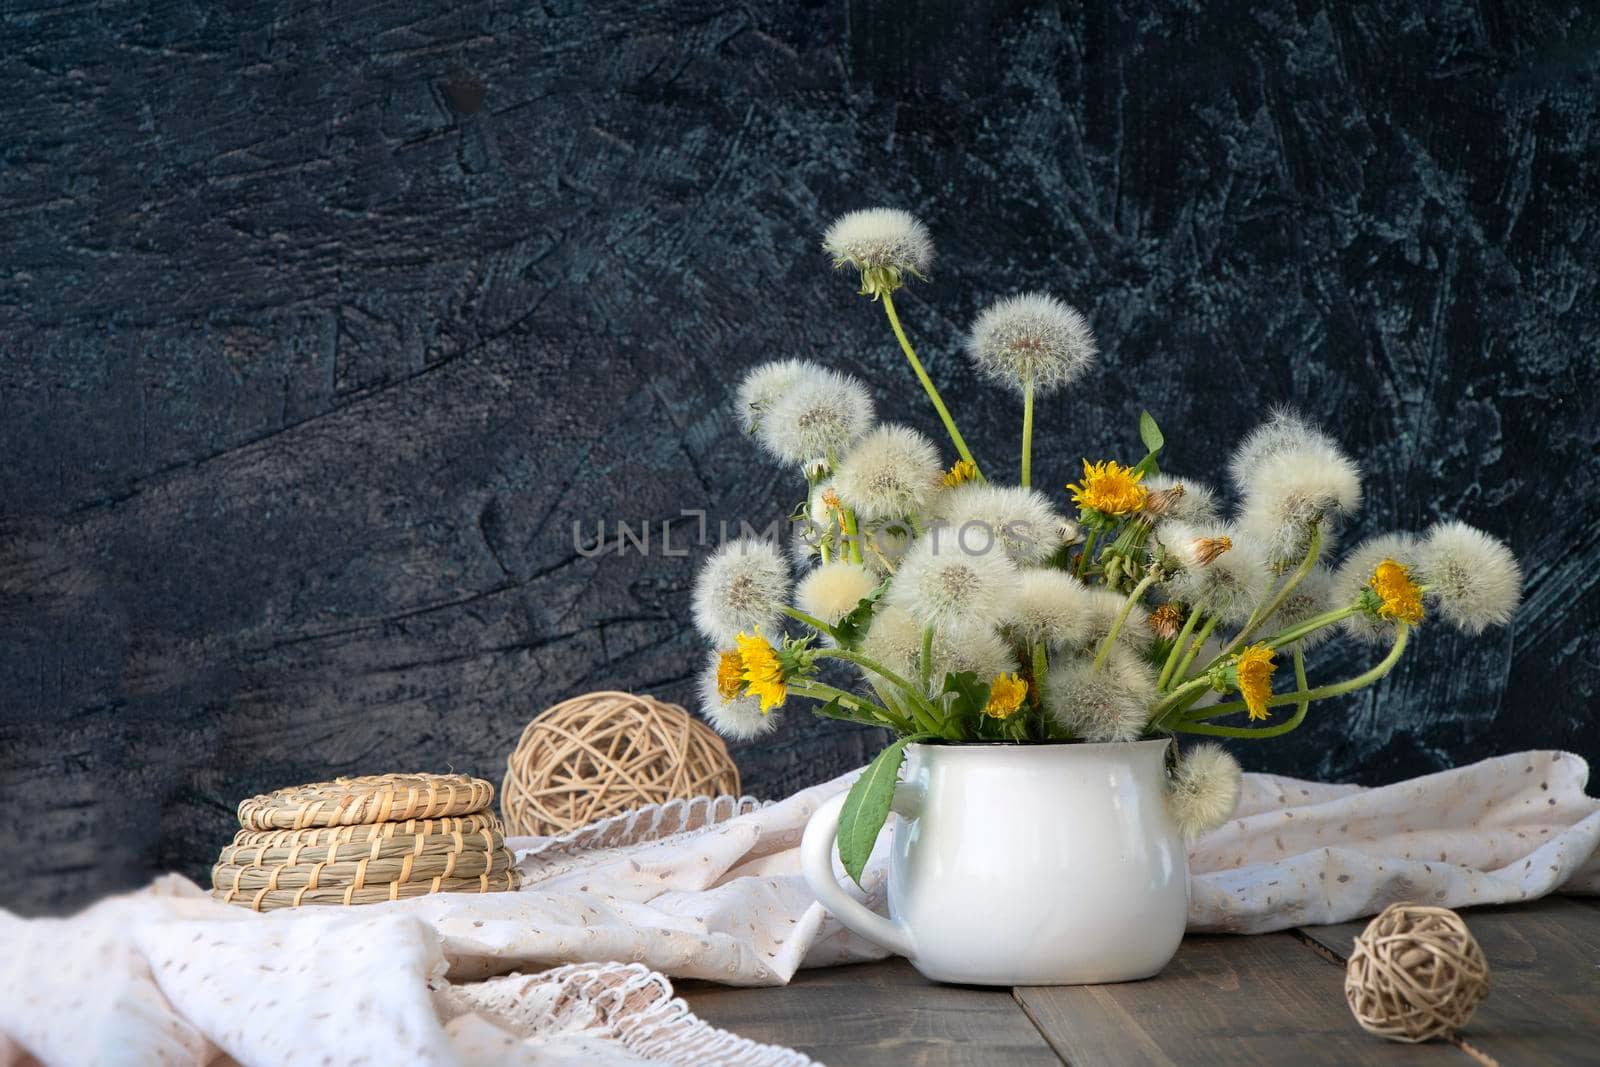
<box><xmin>1</xmin><ymin>751</ymin><xmax>1596</xmax><ymax>1065</ymax></box>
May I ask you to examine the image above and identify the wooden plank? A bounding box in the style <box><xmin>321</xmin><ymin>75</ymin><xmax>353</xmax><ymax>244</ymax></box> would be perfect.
<box><xmin>1298</xmin><ymin>897</ymin><xmax>1600</xmax><ymax>1066</ymax></box>
<box><xmin>1013</xmin><ymin>933</ymin><xmax>1465</xmax><ymax>1066</ymax></box>
<box><xmin>679</xmin><ymin>958</ymin><xmax>1063</xmax><ymax>1066</ymax></box>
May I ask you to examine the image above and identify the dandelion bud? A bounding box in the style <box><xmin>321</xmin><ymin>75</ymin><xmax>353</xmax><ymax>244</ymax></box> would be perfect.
<box><xmin>1148</xmin><ymin>602</ymin><xmax>1186</xmax><ymax>642</ymax></box>
<box><xmin>1142</xmin><ymin>484</ymin><xmax>1186</xmax><ymax>519</ymax></box>
<box><xmin>1142</xmin><ymin>473</ymin><xmax>1221</xmax><ymax>525</ymax></box>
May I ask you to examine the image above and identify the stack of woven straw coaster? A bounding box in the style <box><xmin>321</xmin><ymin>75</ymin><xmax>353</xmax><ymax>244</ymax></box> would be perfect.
<box><xmin>212</xmin><ymin>773</ymin><xmax>520</xmax><ymax>911</ymax></box>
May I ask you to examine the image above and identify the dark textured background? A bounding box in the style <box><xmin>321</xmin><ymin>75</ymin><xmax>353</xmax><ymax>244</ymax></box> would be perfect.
<box><xmin>2</xmin><ymin>1</ymin><xmax>1597</xmax><ymax>915</ymax></box>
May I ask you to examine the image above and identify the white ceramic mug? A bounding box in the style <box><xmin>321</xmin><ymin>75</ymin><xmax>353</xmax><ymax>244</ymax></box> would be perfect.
<box><xmin>801</xmin><ymin>739</ymin><xmax>1188</xmax><ymax>985</ymax></box>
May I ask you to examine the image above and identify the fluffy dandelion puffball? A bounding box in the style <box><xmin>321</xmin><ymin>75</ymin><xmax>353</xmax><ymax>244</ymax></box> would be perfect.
<box><xmin>1142</xmin><ymin>473</ymin><xmax>1222</xmax><ymax>526</ymax></box>
<box><xmin>796</xmin><ymin>561</ymin><xmax>879</xmax><ymax>627</ymax></box>
<box><xmin>1333</xmin><ymin>533</ymin><xmax>1419</xmax><ymax>644</ymax></box>
<box><xmin>1157</xmin><ymin>522</ymin><xmax>1271</xmax><ymax>625</ymax></box>
<box><xmin>964</xmin><ymin>292</ymin><xmax>1096</xmax><ymax>395</ymax></box>
<box><xmin>697</xmin><ymin>652</ymin><xmax>780</xmax><ymax>740</ymax></box>
<box><xmin>1228</xmin><ymin>407</ymin><xmax>1341</xmax><ymax>489</ymax></box>
<box><xmin>859</xmin><ymin>605</ymin><xmax>1016</xmax><ymax>692</ymax></box>
<box><xmin>691</xmin><ymin>537</ymin><xmax>791</xmax><ymax>644</ymax></box>
<box><xmin>757</xmin><ymin>367</ymin><xmax>875</xmax><ymax>467</ymax></box>
<box><xmin>1007</xmin><ymin>568</ymin><xmax>1096</xmax><ymax>649</ymax></box>
<box><xmin>1045</xmin><ymin>649</ymin><xmax>1157</xmax><ymax>742</ymax></box>
<box><xmin>1261</xmin><ymin>565</ymin><xmax>1338</xmax><ymax>649</ymax></box>
<box><xmin>887</xmin><ymin>534</ymin><xmax>1021</xmax><ymax>636</ymax></box>
<box><xmin>822</xmin><ymin>207</ymin><xmax>934</xmax><ymax>280</ymax></box>
<box><xmin>933</xmin><ymin>484</ymin><xmax>1067</xmax><ymax>565</ymax></box>
<box><xmin>834</xmin><ymin>424</ymin><xmax>944</xmax><ymax>522</ymax></box>
<box><xmin>1078</xmin><ymin>587</ymin><xmax>1153</xmax><ymax>655</ymax></box>
<box><xmin>1416</xmin><ymin>521</ymin><xmax>1522</xmax><ymax>634</ymax></box>
<box><xmin>736</xmin><ymin>359</ymin><xmax>822</xmax><ymax>435</ymax></box>
<box><xmin>1236</xmin><ymin>444</ymin><xmax>1362</xmax><ymax>565</ymax></box>
<box><xmin>1167</xmin><ymin>743</ymin><xmax>1242</xmax><ymax>838</ymax></box>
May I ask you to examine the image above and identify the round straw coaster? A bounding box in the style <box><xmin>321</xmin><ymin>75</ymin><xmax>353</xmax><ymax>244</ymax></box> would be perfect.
<box><xmin>213</xmin><ymin>868</ymin><xmax>520</xmax><ymax>912</ymax></box>
<box><xmin>237</xmin><ymin>773</ymin><xmax>495</xmax><ymax>831</ymax></box>
<box><xmin>219</xmin><ymin>824</ymin><xmax>505</xmax><ymax>870</ymax></box>
<box><xmin>212</xmin><ymin>845</ymin><xmax>516</xmax><ymax>893</ymax></box>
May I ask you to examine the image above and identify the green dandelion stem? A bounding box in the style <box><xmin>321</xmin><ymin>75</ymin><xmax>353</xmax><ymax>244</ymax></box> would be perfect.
<box><xmin>1179</xmin><ymin>624</ymin><xmax>1409</xmax><ymax>725</ymax></box>
<box><xmin>1157</xmin><ymin>606</ymin><xmax>1202</xmax><ymax>692</ymax></box>
<box><xmin>1021</xmin><ymin>379</ymin><xmax>1035</xmax><ymax>489</ymax></box>
<box><xmin>881</xmin><ymin>291</ymin><xmax>981</xmax><ymax>479</ymax></box>
<box><xmin>1092</xmin><ymin>573</ymin><xmax>1157</xmax><ymax>671</ymax></box>
<box><xmin>1226</xmin><ymin>523</ymin><xmax>1323</xmax><ymax>653</ymax></box>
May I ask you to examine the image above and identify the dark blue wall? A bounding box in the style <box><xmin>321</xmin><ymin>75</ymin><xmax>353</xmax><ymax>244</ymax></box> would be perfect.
<box><xmin>2</xmin><ymin>1</ymin><xmax>1596</xmax><ymax>913</ymax></box>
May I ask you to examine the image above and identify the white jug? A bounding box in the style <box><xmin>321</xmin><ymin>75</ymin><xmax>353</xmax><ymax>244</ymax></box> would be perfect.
<box><xmin>801</xmin><ymin>739</ymin><xmax>1188</xmax><ymax>985</ymax></box>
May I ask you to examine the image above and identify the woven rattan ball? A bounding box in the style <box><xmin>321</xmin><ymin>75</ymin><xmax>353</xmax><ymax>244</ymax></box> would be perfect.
<box><xmin>1345</xmin><ymin>903</ymin><xmax>1489</xmax><ymax>1042</ymax></box>
<box><xmin>501</xmin><ymin>691</ymin><xmax>740</xmax><ymax>837</ymax></box>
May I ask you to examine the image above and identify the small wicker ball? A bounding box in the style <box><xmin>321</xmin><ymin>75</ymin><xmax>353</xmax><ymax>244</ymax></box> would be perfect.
<box><xmin>1345</xmin><ymin>903</ymin><xmax>1489</xmax><ymax>1043</ymax></box>
<box><xmin>501</xmin><ymin>691</ymin><xmax>740</xmax><ymax>837</ymax></box>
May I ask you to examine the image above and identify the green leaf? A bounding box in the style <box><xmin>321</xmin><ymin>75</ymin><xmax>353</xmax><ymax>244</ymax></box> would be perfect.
<box><xmin>837</xmin><ymin>734</ymin><xmax>931</xmax><ymax>887</ymax></box>
<box><xmin>940</xmin><ymin>670</ymin><xmax>991</xmax><ymax>723</ymax></box>
<box><xmin>1139</xmin><ymin>410</ymin><xmax>1165</xmax><ymax>455</ymax></box>
<box><xmin>831</xmin><ymin>580</ymin><xmax>890</xmax><ymax>650</ymax></box>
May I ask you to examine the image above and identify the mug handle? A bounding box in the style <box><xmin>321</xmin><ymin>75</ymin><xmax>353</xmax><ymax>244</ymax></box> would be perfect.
<box><xmin>800</xmin><ymin>784</ymin><xmax>920</xmax><ymax>959</ymax></box>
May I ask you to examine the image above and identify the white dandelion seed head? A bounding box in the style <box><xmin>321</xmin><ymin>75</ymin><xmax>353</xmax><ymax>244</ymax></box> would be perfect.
<box><xmin>1045</xmin><ymin>649</ymin><xmax>1157</xmax><ymax>742</ymax></box>
<box><xmin>796</xmin><ymin>561</ymin><xmax>879</xmax><ymax>627</ymax></box>
<box><xmin>691</xmin><ymin>537</ymin><xmax>791</xmax><ymax>644</ymax></box>
<box><xmin>1157</xmin><ymin>522</ymin><xmax>1272</xmax><ymax>625</ymax></box>
<box><xmin>1078</xmin><ymin>587</ymin><xmax>1153</xmax><ymax>656</ymax></box>
<box><xmin>696</xmin><ymin>652</ymin><xmax>779</xmax><ymax>741</ymax></box>
<box><xmin>930</xmin><ymin>627</ymin><xmax>1019</xmax><ymax>692</ymax></box>
<box><xmin>963</xmin><ymin>292</ymin><xmax>1097</xmax><ymax>395</ymax></box>
<box><xmin>1260</xmin><ymin>565</ymin><xmax>1338</xmax><ymax>650</ymax></box>
<box><xmin>1235</xmin><ymin>445</ymin><xmax>1362</xmax><ymax>565</ymax></box>
<box><xmin>735</xmin><ymin>359</ymin><xmax>824</xmax><ymax>436</ymax></box>
<box><xmin>1006</xmin><ymin>568</ymin><xmax>1096</xmax><ymax>650</ymax></box>
<box><xmin>1416</xmin><ymin>521</ymin><xmax>1522</xmax><ymax>635</ymax></box>
<box><xmin>822</xmin><ymin>207</ymin><xmax>934</xmax><ymax>277</ymax></box>
<box><xmin>858</xmin><ymin>605</ymin><xmax>1016</xmax><ymax>695</ymax></box>
<box><xmin>1167</xmin><ymin>743</ymin><xmax>1242</xmax><ymax>838</ymax></box>
<box><xmin>886</xmin><ymin>533</ymin><xmax>1021</xmax><ymax>636</ymax></box>
<box><xmin>833</xmin><ymin>424</ymin><xmax>945</xmax><ymax>522</ymax></box>
<box><xmin>1228</xmin><ymin>407</ymin><xmax>1341</xmax><ymax>488</ymax></box>
<box><xmin>756</xmin><ymin>367</ymin><xmax>875</xmax><ymax>467</ymax></box>
<box><xmin>932</xmin><ymin>484</ymin><xmax>1068</xmax><ymax>566</ymax></box>
<box><xmin>1143</xmin><ymin>472</ymin><xmax>1222</xmax><ymax>526</ymax></box>
<box><xmin>1332</xmin><ymin>532</ymin><xmax>1420</xmax><ymax>644</ymax></box>
<box><xmin>858</xmin><ymin>604</ymin><xmax>923</xmax><ymax>679</ymax></box>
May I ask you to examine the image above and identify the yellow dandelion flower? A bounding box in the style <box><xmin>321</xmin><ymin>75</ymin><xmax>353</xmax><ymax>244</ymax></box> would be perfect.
<box><xmin>735</xmin><ymin>628</ymin><xmax>788</xmax><ymax>712</ymax></box>
<box><xmin>983</xmin><ymin>672</ymin><xmax>1029</xmax><ymax>719</ymax></box>
<box><xmin>715</xmin><ymin>649</ymin><xmax>745</xmax><ymax>701</ymax></box>
<box><xmin>1370</xmin><ymin>558</ymin><xmax>1424</xmax><ymax>625</ymax></box>
<box><xmin>1067</xmin><ymin>459</ymin><xmax>1148</xmax><ymax>515</ymax></box>
<box><xmin>942</xmin><ymin>459</ymin><xmax>978</xmax><ymax>488</ymax></box>
<box><xmin>1234</xmin><ymin>643</ymin><xmax>1277</xmax><ymax>722</ymax></box>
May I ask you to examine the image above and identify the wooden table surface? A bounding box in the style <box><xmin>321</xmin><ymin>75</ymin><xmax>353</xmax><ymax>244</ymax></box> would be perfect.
<box><xmin>681</xmin><ymin>898</ymin><xmax>1600</xmax><ymax>1066</ymax></box>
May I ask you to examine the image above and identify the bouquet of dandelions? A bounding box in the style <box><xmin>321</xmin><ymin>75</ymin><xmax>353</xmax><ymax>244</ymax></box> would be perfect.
<box><xmin>691</xmin><ymin>207</ymin><xmax>1523</xmax><ymax>885</ymax></box>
